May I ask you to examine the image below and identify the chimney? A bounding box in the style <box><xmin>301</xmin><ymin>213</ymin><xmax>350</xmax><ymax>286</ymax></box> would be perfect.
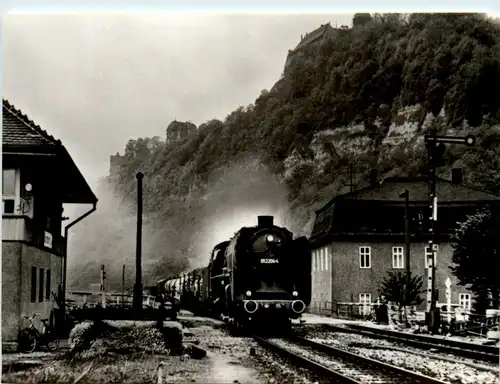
<box><xmin>451</xmin><ymin>168</ymin><xmax>463</xmax><ymax>184</ymax></box>
<box><xmin>257</xmin><ymin>216</ymin><xmax>274</xmax><ymax>227</ymax></box>
<box><xmin>369</xmin><ymin>169</ymin><xmax>378</xmax><ymax>186</ymax></box>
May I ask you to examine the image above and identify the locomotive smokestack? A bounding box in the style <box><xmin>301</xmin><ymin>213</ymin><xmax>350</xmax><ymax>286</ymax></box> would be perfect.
<box><xmin>258</xmin><ymin>216</ymin><xmax>274</xmax><ymax>227</ymax></box>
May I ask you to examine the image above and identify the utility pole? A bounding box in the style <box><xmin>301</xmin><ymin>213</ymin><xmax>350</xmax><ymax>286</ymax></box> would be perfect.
<box><xmin>349</xmin><ymin>162</ymin><xmax>354</xmax><ymax>192</ymax></box>
<box><xmin>122</xmin><ymin>264</ymin><xmax>125</xmax><ymax>306</ymax></box>
<box><xmin>133</xmin><ymin>172</ymin><xmax>144</xmax><ymax>311</ymax></box>
<box><xmin>399</xmin><ymin>189</ymin><xmax>411</xmax><ymax>283</ymax></box>
<box><xmin>100</xmin><ymin>264</ymin><xmax>106</xmax><ymax>309</ymax></box>
<box><xmin>424</xmin><ymin>133</ymin><xmax>475</xmax><ymax>331</ymax></box>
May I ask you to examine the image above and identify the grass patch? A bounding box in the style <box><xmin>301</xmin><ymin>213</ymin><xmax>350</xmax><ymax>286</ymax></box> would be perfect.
<box><xmin>3</xmin><ymin>354</ymin><xmax>170</xmax><ymax>384</ymax></box>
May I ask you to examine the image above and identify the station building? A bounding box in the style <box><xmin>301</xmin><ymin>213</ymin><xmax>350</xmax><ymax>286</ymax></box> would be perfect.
<box><xmin>308</xmin><ymin>170</ymin><xmax>500</xmax><ymax>317</ymax></box>
<box><xmin>2</xmin><ymin>99</ymin><xmax>97</xmax><ymax>344</ymax></box>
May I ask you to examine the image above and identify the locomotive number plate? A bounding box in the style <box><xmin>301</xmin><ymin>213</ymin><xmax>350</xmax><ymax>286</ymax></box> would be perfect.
<box><xmin>260</xmin><ymin>258</ymin><xmax>279</xmax><ymax>264</ymax></box>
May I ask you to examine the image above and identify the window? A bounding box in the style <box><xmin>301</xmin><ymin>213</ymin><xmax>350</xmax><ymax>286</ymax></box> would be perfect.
<box><xmin>321</xmin><ymin>248</ymin><xmax>325</xmax><ymax>271</ymax></box>
<box><xmin>392</xmin><ymin>247</ymin><xmax>404</xmax><ymax>269</ymax></box>
<box><xmin>31</xmin><ymin>267</ymin><xmax>37</xmax><ymax>303</ymax></box>
<box><xmin>325</xmin><ymin>248</ymin><xmax>329</xmax><ymax>271</ymax></box>
<box><xmin>425</xmin><ymin>246</ymin><xmax>433</xmax><ymax>268</ymax></box>
<box><xmin>459</xmin><ymin>293</ymin><xmax>471</xmax><ymax>311</ymax></box>
<box><xmin>359</xmin><ymin>293</ymin><xmax>372</xmax><ymax>315</ymax></box>
<box><xmin>359</xmin><ymin>246</ymin><xmax>371</xmax><ymax>268</ymax></box>
<box><xmin>46</xmin><ymin>270</ymin><xmax>51</xmax><ymax>300</ymax></box>
<box><xmin>2</xmin><ymin>169</ymin><xmax>16</xmax><ymax>214</ymax></box>
<box><xmin>39</xmin><ymin>268</ymin><xmax>45</xmax><ymax>303</ymax></box>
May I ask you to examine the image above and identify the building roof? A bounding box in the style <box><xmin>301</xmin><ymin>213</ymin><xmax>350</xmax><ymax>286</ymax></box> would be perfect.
<box><xmin>317</xmin><ymin>176</ymin><xmax>500</xmax><ymax>214</ymax></box>
<box><xmin>310</xmin><ymin>176</ymin><xmax>500</xmax><ymax>246</ymax></box>
<box><xmin>3</xmin><ymin>99</ymin><xmax>62</xmax><ymax>150</ymax></box>
<box><xmin>2</xmin><ymin>99</ymin><xmax>97</xmax><ymax>205</ymax></box>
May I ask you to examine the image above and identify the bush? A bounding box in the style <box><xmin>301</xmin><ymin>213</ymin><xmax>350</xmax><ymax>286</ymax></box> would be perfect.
<box><xmin>67</xmin><ymin>320</ymin><xmax>182</xmax><ymax>360</ymax></box>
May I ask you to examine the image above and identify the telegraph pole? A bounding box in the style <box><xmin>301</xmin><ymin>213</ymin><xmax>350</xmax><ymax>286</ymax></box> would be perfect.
<box><xmin>122</xmin><ymin>264</ymin><xmax>125</xmax><ymax>306</ymax></box>
<box><xmin>100</xmin><ymin>264</ymin><xmax>106</xmax><ymax>309</ymax></box>
<box><xmin>133</xmin><ymin>172</ymin><xmax>144</xmax><ymax>311</ymax></box>
<box><xmin>399</xmin><ymin>190</ymin><xmax>411</xmax><ymax>283</ymax></box>
<box><xmin>424</xmin><ymin>133</ymin><xmax>475</xmax><ymax>331</ymax></box>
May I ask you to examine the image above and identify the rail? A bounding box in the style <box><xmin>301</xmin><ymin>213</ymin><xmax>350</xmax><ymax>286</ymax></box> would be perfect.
<box><xmin>252</xmin><ymin>336</ymin><xmax>358</xmax><ymax>383</ymax></box>
<box><xmin>327</xmin><ymin>323</ymin><xmax>499</xmax><ymax>363</ymax></box>
<box><xmin>253</xmin><ymin>335</ymin><xmax>446</xmax><ymax>383</ymax></box>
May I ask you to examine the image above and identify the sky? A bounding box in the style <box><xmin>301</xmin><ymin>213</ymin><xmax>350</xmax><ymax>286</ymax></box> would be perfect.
<box><xmin>3</xmin><ymin>13</ymin><xmax>355</xmax><ymax>190</ymax></box>
<box><xmin>3</xmin><ymin>11</ymin><xmax>499</xmax><ymax>193</ymax></box>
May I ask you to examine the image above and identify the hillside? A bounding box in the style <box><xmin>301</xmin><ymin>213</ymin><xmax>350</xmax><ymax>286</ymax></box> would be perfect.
<box><xmin>68</xmin><ymin>13</ymin><xmax>500</xmax><ymax>290</ymax></box>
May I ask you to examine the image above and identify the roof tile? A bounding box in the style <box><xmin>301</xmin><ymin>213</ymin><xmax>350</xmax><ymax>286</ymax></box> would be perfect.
<box><xmin>2</xmin><ymin>99</ymin><xmax>61</xmax><ymax>147</ymax></box>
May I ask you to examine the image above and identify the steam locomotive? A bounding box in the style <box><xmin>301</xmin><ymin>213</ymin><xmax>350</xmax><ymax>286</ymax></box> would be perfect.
<box><xmin>158</xmin><ymin>216</ymin><xmax>312</xmax><ymax>329</ymax></box>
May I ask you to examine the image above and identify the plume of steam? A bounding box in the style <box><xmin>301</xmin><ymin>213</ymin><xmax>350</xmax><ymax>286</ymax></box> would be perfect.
<box><xmin>67</xmin><ymin>155</ymin><xmax>297</xmax><ymax>290</ymax></box>
<box><xmin>190</xmin><ymin>155</ymin><xmax>292</xmax><ymax>269</ymax></box>
<box><xmin>67</xmin><ymin>178</ymin><xmax>189</xmax><ymax>291</ymax></box>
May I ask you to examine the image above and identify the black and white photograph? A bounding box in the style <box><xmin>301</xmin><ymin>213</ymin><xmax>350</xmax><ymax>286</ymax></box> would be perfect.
<box><xmin>2</xmin><ymin>9</ymin><xmax>500</xmax><ymax>383</ymax></box>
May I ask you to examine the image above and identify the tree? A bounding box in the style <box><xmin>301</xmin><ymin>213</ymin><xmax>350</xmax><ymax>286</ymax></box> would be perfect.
<box><xmin>450</xmin><ymin>207</ymin><xmax>500</xmax><ymax>311</ymax></box>
<box><xmin>353</xmin><ymin>13</ymin><xmax>372</xmax><ymax>27</ymax></box>
<box><xmin>74</xmin><ymin>14</ymin><xmax>500</xmax><ymax>292</ymax></box>
<box><xmin>378</xmin><ymin>271</ymin><xmax>425</xmax><ymax>323</ymax></box>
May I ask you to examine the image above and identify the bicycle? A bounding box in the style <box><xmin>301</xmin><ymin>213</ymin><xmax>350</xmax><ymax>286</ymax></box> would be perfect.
<box><xmin>18</xmin><ymin>313</ymin><xmax>60</xmax><ymax>353</ymax></box>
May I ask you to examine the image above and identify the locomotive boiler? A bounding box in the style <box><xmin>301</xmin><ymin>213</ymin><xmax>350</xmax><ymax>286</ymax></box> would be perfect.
<box><xmin>160</xmin><ymin>215</ymin><xmax>312</xmax><ymax>329</ymax></box>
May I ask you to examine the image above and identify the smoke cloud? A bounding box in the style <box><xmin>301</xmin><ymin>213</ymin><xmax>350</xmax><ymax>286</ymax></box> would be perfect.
<box><xmin>67</xmin><ymin>154</ymin><xmax>298</xmax><ymax>290</ymax></box>
<box><xmin>190</xmin><ymin>155</ymin><xmax>291</xmax><ymax>269</ymax></box>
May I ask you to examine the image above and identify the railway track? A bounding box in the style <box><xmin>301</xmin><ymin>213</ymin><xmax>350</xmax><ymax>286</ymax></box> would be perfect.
<box><xmin>325</xmin><ymin>323</ymin><xmax>499</xmax><ymax>364</ymax></box>
<box><xmin>253</xmin><ymin>335</ymin><xmax>447</xmax><ymax>383</ymax></box>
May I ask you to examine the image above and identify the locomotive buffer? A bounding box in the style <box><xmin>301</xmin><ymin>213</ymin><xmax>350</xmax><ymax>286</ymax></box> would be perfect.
<box><xmin>424</xmin><ymin>133</ymin><xmax>474</xmax><ymax>332</ymax></box>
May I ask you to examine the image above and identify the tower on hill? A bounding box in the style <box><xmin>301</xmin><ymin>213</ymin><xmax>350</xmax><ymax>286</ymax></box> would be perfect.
<box><xmin>166</xmin><ymin>120</ymin><xmax>197</xmax><ymax>144</ymax></box>
<box><xmin>109</xmin><ymin>152</ymin><xmax>125</xmax><ymax>179</ymax></box>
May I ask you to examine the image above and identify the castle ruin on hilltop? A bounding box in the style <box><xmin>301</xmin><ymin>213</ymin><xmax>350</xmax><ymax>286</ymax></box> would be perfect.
<box><xmin>108</xmin><ymin>120</ymin><xmax>198</xmax><ymax>179</ymax></box>
<box><xmin>273</xmin><ymin>15</ymin><xmax>372</xmax><ymax>93</ymax></box>
<box><xmin>166</xmin><ymin>120</ymin><xmax>197</xmax><ymax>144</ymax></box>
<box><xmin>284</xmin><ymin>23</ymin><xmax>337</xmax><ymax>72</ymax></box>
<box><xmin>109</xmin><ymin>152</ymin><xmax>126</xmax><ymax>180</ymax></box>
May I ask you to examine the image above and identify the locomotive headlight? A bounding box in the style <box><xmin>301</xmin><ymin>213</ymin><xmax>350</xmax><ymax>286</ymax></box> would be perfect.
<box><xmin>266</xmin><ymin>234</ymin><xmax>275</xmax><ymax>242</ymax></box>
<box><xmin>264</xmin><ymin>303</ymin><xmax>270</xmax><ymax>309</ymax></box>
<box><xmin>246</xmin><ymin>290</ymin><xmax>252</xmax><ymax>297</ymax></box>
<box><xmin>292</xmin><ymin>291</ymin><xmax>298</xmax><ymax>297</ymax></box>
